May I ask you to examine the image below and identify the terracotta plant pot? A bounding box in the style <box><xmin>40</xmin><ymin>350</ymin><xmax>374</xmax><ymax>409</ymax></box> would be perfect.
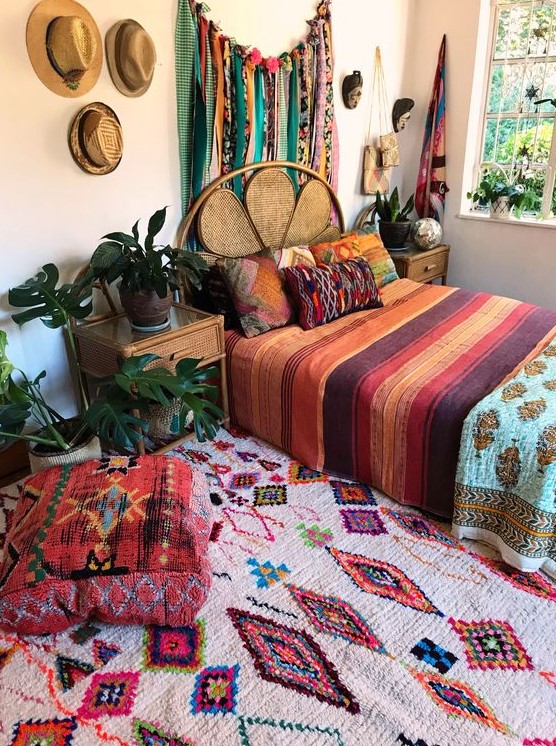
<box><xmin>119</xmin><ymin>287</ymin><xmax>173</xmax><ymax>330</ymax></box>
<box><xmin>378</xmin><ymin>220</ymin><xmax>412</xmax><ymax>249</ymax></box>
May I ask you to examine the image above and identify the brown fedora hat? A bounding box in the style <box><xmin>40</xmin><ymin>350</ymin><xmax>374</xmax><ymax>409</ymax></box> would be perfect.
<box><xmin>105</xmin><ymin>19</ymin><xmax>156</xmax><ymax>97</ymax></box>
<box><xmin>26</xmin><ymin>0</ymin><xmax>102</xmax><ymax>98</ymax></box>
<box><xmin>69</xmin><ymin>102</ymin><xmax>123</xmax><ymax>175</ymax></box>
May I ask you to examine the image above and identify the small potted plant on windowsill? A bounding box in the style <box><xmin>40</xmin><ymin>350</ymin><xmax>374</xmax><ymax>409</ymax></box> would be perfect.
<box><xmin>82</xmin><ymin>206</ymin><xmax>209</xmax><ymax>331</ymax></box>
<box><xmin>467</xmin><ymin>162</ymin><xmax>538</xmax><ymax>219</ymax></box>
<box><xmin>374</xmin><ymin>187</ymin><xmax>415</xmax><ymax>248</ymax></box>
<box><xmin>1</xmin><ymin>264</ymin><xmax>222</xmax><ymax>472</ymax></box>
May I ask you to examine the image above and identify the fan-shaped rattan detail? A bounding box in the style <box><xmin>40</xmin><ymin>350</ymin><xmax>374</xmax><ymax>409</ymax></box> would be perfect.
<box><xmin>198</xmin><ymin>189</ymin><xmax>262</xmax><ymax>257</ymax></box>
<box><xmin>244</xmin><ymin>169</ymin><xmax>296</xmax><ymax>251</ymax></box>
<box><xmin>284</xmin><ymin>180</ymin><xmax>333</xmax><ymax>248</ymax></box>
<box><xmin>309</xmin><ymin>225</ymin><xmax>342</xmax><ymax>245</ymax></box>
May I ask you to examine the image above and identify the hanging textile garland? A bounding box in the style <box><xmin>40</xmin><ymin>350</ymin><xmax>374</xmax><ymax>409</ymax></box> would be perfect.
<box><xmin>175</xmin><ymin>0</ymin><xmax>338</xmax><ymax>218</ymax></box>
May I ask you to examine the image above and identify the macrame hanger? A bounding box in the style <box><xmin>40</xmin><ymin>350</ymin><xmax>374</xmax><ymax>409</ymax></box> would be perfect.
<box><xmin>366</xmin><ymin>47</ymin><xmax>390</xmax><ymax>144</ymax></box>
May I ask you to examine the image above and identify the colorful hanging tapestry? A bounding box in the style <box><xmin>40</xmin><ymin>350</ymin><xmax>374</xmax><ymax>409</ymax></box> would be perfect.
<box><xmin>175</xmin><ymin>0</ymin><xmax>339</xmax><ymax>218</ymax></box>
<box><xmin>415</xmin><ymin>35</ymin><xmax>449</xmax><ymax>223</ymax></box>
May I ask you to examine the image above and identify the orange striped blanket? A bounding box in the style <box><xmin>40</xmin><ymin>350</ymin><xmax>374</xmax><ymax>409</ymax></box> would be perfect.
<box><xmin>226</xmin><ymin>279</ymin><xmax>556</xmax><ymax>517</ymax></box>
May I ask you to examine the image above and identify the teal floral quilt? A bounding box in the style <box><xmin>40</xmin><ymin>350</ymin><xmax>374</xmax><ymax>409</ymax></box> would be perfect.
<box><xmin>453</xmin><ymin>341</ymin><xmax>556</xmax><ymax>577</ymax></box>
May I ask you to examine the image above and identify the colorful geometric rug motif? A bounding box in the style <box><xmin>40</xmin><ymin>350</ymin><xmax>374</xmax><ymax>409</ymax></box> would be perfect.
<box><xmin>0</xmin><ymin>427</ymin><xmax>555</xmax><ymax>745</ymax></box>
<box><xmin>328</xmin><ymin>547</ymin><xmax>443</xmax><ymax>616</ymax></box>
<box><xmin>448</xmin><ymin>617</ymin><xmax>533</xmax><ymax>671</ymax></box>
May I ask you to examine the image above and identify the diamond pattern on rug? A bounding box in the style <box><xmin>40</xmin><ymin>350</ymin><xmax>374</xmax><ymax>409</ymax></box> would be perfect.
<box><xmin>143</xmin><ymin>623</ymin><xmax>205</xmax><ymax>673</ymax></box>
<box><xmin>409</xmin><ymin>667</ymin><xmax>509</xmax><ymax>733</ymax></box>
<box><xmin>410</xmin><ymin>638</ymin><xmax>458</xmax><ymax>674</ymax></box>
<box><xmin>92</xmin><ymin>639</ymin><xmax>122</xmax><ymax>667</ymax></box>
<box><xmin>133</xmin><ymin>719</ymin><xmax>195</xmax><ymax>746</ymax></box>
<box><xmin>383</xmin><ymin>508</ymin><xmax>461</xmax><ymax>548</ymax></box>
<box><xmin>449</xmin><ymin>618</ymin><xmax>533</xmax><ymax>671</ymax></box>
<box><xmin>471</xmin><ymin>554</ymin><xmax>556</xmax><ymax>602</ymax></box>
<box><xmin>56</xmin><ymin>656</ymin><xmax>95</xmax><ymax>692</ymax></box>
<box><xmin>227</xmin><ymin>608</ymin><xmax>359</xmax><ymax>713</ymax></box>
<box><xmin>328</xmin><ymin>547</ymin><xmax>443</xmax><ymax>616</ymax></box>
<box><xmin>289</xmin><ymin>463</ymin><xmax>329</xmax><ymax>483</ymax></box>
<box><xmin>247</xmin><ymin>558</ymin><xmax>290</xmax><ymax>588</ymax></box>
<box><xmin>190</xmin><ymin>664</ymin><xmax>239</xmax><ymax>714</ymax></box>
<box><xmin>340</xmin><ymin>509</ymin><xmax>386</xmax><ymax>535</ymax></box>
<box><xmin>523</xmin><ymin>738</ymin><xmax>556</xmax><ymax>745</ymax></box>
<box><xmin>77</xmin><ymin>671</ymin><xmax>139</xmax><ymax>718</ymax></box>
<box><xmin>253</xmin><ymin>484</ymin><xmax>287</xmax><ymax>506</ymax></box>
<box><xmin>296</xmin><ymin>522</ymin><xmax>333</xmax><ymax>548</ymax></box>
<box><xmin>331</xmin><ymin>481</ymin><xmax>376</xmax><ymax>505</ymax></box>
<box><xmin>10</xmin><ymin>718</ymin><xmax>77</xmax><ymax>745</ymax></box>
<box><xmin>287</xmin><ymin>584</ymin><xmax>387</xmax><ymax>654</ymax></box>
<box><xmin>229</xmin><ymin>472</ymin><xmax>260</xmax><ymax>489</ymax></box>
<box><xmin>237</xmin><ymin>714</ymin><xmax>344</xmax><ymax>745</ymax></box>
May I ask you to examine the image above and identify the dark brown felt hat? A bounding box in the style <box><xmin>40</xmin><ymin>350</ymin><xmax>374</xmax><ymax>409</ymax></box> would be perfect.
<box><xmin>105</xmin><ymin>19</ymin><xmax>156</xmax><ymax>97</ymax></box>
<box><xmin>26</xmin><ymin>0</ymin><xmax>102</xmax><ymax>97</ymax></box>
<box><xmin>69</xmin><ymin>102</ymin><xmax>123</xmax><ymax>175</ymax></box>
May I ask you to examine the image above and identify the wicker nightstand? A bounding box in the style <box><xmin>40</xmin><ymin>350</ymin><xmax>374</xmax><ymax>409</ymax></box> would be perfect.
<box><xmin>389</xmin><ymin>244</ymin><xmax>450</xmax><ymax>285</ymax></box>
<box><xmin>73</xmin><ymin>303</ymin><xmax>229</xmax><ymax>452</ymax></box>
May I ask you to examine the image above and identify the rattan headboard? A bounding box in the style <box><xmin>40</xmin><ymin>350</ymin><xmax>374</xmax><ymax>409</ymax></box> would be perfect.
<box><xmin>176</xmin><ymin>161</ymin><xmax>345</xmax><ymax>260</ymax></box>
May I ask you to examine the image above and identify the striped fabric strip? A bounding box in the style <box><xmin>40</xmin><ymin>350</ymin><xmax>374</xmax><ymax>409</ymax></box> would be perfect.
<box><xmin>276</xmin><ymin>65</ymin><xmax>289</xmax><ymax>161</ymax></box>
<box><xmin>232</xmin><ymin>45</ymin><xmax>247</xmax><ymax>196</ymax></box>
<box><xmin>224</xmin><ymin>280</ymin><xmax>556</xmax><ymax>519</ymax></box>
<box><xmin>203</xmin><ymin>18</ymin><xmax>215</xmax><ymax>187</ymax></box>
<box><xmin>254</xmin><ymin>66</ymin><xmax>265</xmax><ymax>163</ymax></box>
<box><xmin>174</xmin><ymin>0</ymin><xmax>196</xmax><ymax>215</ymax></box>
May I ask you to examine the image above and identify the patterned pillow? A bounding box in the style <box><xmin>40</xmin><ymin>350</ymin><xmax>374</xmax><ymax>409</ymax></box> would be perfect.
<box><xmin>218</xmin><ymin>255</ymin><xmax>294</xmax><ymax>338</ymax></box>
<box><xmin>283</xmin><ymin>257</ymin><xmax>383</xmax><ymax>330</ymax></box>
<box><xmin>0</xmin><ymin>455</ymin><xmax>213</xmax><ymax>634</ymax></box>
<box><xmin>273</xmin><ymin>246</ymin><xmax>316</xmax><ymax>269</ymax></box>
<box><xmin>190</xmin><ymin>264</ymin><xmax>239</xmax><ymax>330</ymax></box>
<box><xmin>309</xmin><ymin>229</ymin><xmax>398</xmax><ymax>289</ymax></box>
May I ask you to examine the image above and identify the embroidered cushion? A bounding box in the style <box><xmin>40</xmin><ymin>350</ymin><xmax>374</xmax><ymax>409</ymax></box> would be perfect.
<box><xmin>283</xmin><ymin>257</ymin><xmax>383</xmax><ymax>330</ymax></box>
<box><xmin>0</xmin><ymin>455</ymin><xmax>213</xmax><ymax>635</ymax></box>
<box><xmin>309</xmin><ymin>229</ymin><xmax>398</xmax><ymax>289</ymax></box>
<box><xmin>218</xmin><ymin>254</ymin><xmax>294</xmax><ymax>338</ymax></box>
<box><xmin>273</xmin><ymin>246</ymin><xmax>316</xmax><ymax>269</ymax></box>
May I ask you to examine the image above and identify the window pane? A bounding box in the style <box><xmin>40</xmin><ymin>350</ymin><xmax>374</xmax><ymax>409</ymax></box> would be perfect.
<box><xmin>495</xmin><ymin>7</ymin><xmax>531</xmax><ymax>59</ymax></box>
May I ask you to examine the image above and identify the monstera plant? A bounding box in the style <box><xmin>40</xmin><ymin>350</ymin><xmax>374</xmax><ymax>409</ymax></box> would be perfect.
<box><xmin>1</xmin><ymin>264</ymin><xmax>222</xmax><ymax>469</ymax></box>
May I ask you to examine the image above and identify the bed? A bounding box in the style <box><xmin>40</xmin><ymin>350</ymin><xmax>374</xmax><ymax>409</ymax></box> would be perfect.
<box><xmin>178</xmin><ymin>161</ymin><xmax>556</xmax><ymax>573</ymax></box>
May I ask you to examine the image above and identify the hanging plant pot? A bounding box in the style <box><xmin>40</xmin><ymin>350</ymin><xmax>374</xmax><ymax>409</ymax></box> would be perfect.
<box><xmin>119</xmin><ymin>287</ymin><xmax>173</xmax><ymax>331</ymax></box>
<box><xmin>489</xmin><ymin>196</ymin><xmax>512</xmax><ymax>220</ymax></box>
<box><xmin>378</xmin><ymin>220</ymin><xmax>412</xmax><ymax>249</ymax></box>
<box><xmin>27</xmin><ymin>420</ymin><xmax>102</xmax><ymax>474</ymax></box>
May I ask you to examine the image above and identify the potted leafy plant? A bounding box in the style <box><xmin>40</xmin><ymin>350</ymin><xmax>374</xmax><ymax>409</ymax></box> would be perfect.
<box><xmin>467</xmin><ymin>162</ymin><xmax>538</xmax><ymax>219</ymax></box>
<box><xmin>83</xmin><ymin>206</ymin><xmax>209</xmax><ymax>330</ymax></box>
<box><xmin>374</xmin><ymin>187</ymin><xmax>415</xmax><ymax>248</ymax></box>
<box><xmin>1</xmin><ymin>264</ymin><xmax>222</xmax><ymax>472</ymax></box>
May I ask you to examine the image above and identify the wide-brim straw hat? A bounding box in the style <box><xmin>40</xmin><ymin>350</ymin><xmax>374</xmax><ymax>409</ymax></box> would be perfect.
<box><xmin>69</xmin><ymin>102</ymin><xmax>123</xmax><ymax>175</ymax></box>
<box><xmin>105</xmin><ymin>19</ymin><xmax>156</xmax><ymax>97</ymax></box>
<box><xmin>26</xmin><ymin>0</ymin><xmax>102</xmax><ymax>98</ymax></box>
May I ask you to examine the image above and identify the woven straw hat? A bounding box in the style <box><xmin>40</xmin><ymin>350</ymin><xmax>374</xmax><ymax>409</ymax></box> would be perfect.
<box><xmin>105</xmin><ymin>19</ymin><xmax>156</xmax><ymax>97</ymax></box>
<box><xmin>26</xmin><ymin>0</ymin><xmax>102</xmax><ymax>98</ymax></box>
<box><xmin>69</xmin><ymin>102</ymin><xmax>123</xmax><ymax>175</ymax></box>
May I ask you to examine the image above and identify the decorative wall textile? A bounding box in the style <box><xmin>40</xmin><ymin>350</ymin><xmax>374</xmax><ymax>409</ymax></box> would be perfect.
<box><xmin>415</xmin><ymin>35</ymin><xmax>449</xmax><ymax>223</ymax></box>
<box><xmin>175</xmin><ymin>0</ymin><xmax>338</xmax><ymax>217</ymax></box>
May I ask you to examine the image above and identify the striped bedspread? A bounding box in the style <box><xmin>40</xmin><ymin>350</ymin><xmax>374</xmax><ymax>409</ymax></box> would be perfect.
<box><xmin>226</xmin><ymin>279</ymin><xmax>556</xmax><ymax>517</ymax></box>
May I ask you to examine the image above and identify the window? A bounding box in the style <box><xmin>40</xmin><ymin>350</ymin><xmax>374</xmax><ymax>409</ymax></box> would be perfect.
<box><xmin>474</xmin><ymin>0</ymin><xmax>556</xmax><ymax>218</ymax></box>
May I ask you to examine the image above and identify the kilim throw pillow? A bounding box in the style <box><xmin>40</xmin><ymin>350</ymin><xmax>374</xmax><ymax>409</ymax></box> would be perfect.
<box><xmin>0</xmin><ymin>455</ymin><xmax>213</xmax><ymax>635</ymax></box>
<box><xmin>218</xmin><ymin>255</ymin><xmax>294</xmax><ymax>338</ymax></box>
<box><xmin>310</xmin><ymin>229</ymin><xmax>399</xmax><ymax>289</ymax></box>
<box><xmin>283</xmin><ymin>257</ymin><xmax>383</xmax><ymax>330</ymax></box>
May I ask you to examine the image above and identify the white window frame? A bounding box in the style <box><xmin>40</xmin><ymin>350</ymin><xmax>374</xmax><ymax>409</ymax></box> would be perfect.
<box><xmin>470</xmin><ymin>0</ymin><xmax>556</xmax><ymax>220</ymax></box>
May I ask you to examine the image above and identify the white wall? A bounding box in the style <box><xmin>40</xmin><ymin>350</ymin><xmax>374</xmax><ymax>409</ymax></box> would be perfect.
<box><xmin>402</xmin><ymin>0</ymin><xmax>556</xmax><ymax>310</ymax></box>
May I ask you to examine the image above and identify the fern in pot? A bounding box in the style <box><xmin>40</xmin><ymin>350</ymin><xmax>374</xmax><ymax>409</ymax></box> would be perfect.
<box><xmin>83</xmin><ymin>206</ymin><xmax>208</xmax><ymax>331</ymax></box>
<box><xmin>374</xmin><ymin>188</ymin><xmax>415</xmax><ymax>248</ymax></box>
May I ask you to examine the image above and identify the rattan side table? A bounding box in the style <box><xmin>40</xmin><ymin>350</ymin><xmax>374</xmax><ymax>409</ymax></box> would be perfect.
<box><xmin>73</xmin><ymin>303</ymin><xmax>229</xmax><ymax>453</ymax></box>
